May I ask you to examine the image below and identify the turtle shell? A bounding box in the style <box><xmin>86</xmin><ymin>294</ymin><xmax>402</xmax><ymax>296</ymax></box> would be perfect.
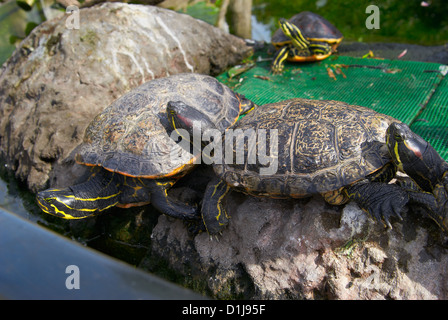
<box><xmin>272</xmin><ymin>11</ymin><xmax>343</xmax><ymax>48</ymax></box>
<box><xmin>75</xmin><ymin>73</ymin><xmax>247</xmax><ymax>178</ymax></box>
<box><xmin>214</xmin><ymin>98</ymin><xmax>398</xmax><ymax>198</ymax></box>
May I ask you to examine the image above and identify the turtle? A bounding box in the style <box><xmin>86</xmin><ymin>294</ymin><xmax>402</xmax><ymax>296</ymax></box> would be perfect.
<box><xmin>271</xmin><ymin>11</ymin><xmax>343</xmax><ymax>74</ymax></box>
<box><xmin>36</xmin><ymin>73</ymin><xmax>255</xmax><ymax>223</ymax></box>
<box><xmin>168</xmin><ymin>98</ymin><xmax>422</xmax><ymax>235</ymax></box>
<box><xmin>386</xmin><ymin>122</ymin><xmax>448</xmax><ymax>230</ymax></box>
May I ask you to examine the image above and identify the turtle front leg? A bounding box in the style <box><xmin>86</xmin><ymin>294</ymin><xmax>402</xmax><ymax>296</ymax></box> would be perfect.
<box><xmin>201</xmin><ymin>177</ymin><xmax>231</xmax><ymax>235</ymax></box>
<box><xmin>271</xmin><ymin>46</ymin><xmax>290</xmax><ymax>74</ymax></box>
<box><xmin>345</xmin><ymin>181</ymin><xmax>408</xmax><ymax>228</ymax></box>
<box><xmin>342</xmin><ymin>160</ymin><xmax>407</xmax><ymax>228</ymax></box>
<box><xmin>147</xmin><ymin>179</ymin><xmax>201</xmax><ymax>222</ymax></box>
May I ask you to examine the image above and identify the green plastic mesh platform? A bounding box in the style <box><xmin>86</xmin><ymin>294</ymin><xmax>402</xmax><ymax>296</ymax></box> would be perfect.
<box><xmin>410</xmin><ymin>75</ymin><xmax>448</xmax><ymax>160</ymax></box>
<box><xmin>217</xmin><ymin>52</ymin><xmax>448</xmax><ymax>160</ymax></box>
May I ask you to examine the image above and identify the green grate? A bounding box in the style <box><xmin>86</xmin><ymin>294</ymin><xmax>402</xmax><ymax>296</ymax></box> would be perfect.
<box><xmin>410</xmin><ymin>72</ymin><xmax>448</xmax><ymax>160</ymax></box>
<box><xmin>217</xmin><ymin>52</ymin><xmax>448</xmax><ymax>160</ymax></box>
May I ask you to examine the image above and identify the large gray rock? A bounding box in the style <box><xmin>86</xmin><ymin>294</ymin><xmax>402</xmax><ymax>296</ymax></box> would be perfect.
<box><xmin>0</xmin><ymin>3</ymin><xmax>251</xmax><ymax>192</ymax></box>
<box><xmin>146</xmin><ymin>191</ymin><xmax>448</xmax><ymax>299</ymax></box>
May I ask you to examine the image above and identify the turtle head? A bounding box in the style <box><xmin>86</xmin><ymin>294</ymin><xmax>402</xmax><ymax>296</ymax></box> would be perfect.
<box><xmin>278</xmin><ymin>18</ymin><xmax>309</xmax><ymax>49</ymax></box>
<box><xmin>387</xmin><ymin>122</ymin><xmax>428</xmax><ymax>168</ymax></box>
<box><xmin>167</xmin><ymin>100</ymin><xmax>217</xmax><ymax>143</ymax></box>
<box><xmin>236</xmin><ymin>93</ymin><xmax>256</xmax><ymax>116</ymax></box>
<box><xmin>387</xmin><ymin>122</ymin><xmax>444</xmax><ymax>192</ymax></box>
<box><xmin>37</xmin><ymin>187</ymin><xmax>94</xmax><ymax>219</ymax></box>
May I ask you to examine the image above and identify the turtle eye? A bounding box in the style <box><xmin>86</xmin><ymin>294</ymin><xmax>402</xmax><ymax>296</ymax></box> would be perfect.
<box><xmin>45</xmin><ymin>198</ymin><xmax>55</xmax><ymax>204</ymax></box>
<box><xmin>394</xmin><ymin>133</ymin><xmax>403</xmax><ymax>141</ymax></box>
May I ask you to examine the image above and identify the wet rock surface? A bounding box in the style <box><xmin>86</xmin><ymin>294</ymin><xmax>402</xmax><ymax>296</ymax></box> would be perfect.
<box><xmin>144</xmin><ymin>187</ymin><xmax>448</xmax><ymax>299</ymax></box>
<box><xmin>0</xmin><ymin>3</ymin><xmax>251</xmax><ymax>192</ymax></box>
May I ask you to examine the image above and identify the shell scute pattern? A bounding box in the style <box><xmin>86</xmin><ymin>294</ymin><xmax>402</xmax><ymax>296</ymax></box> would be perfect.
<box><xmin>201</xmin><ymin>75</ymin><xmax>225</xmax><ymax>95</ymax></box>
<box><xmin>294</xmin><ymin>120</ymin><xmax>337</xmax><ymax>173</ymax></box>
<box><xmin>202</xmin><ymin>89</ymin><xmax>223</xmax><ymax>113</ymax></box>
<box><xmin>220</xmin><ymin>98</ymin><xmax>397</xmax><ymax>197</ymax></box>
<box><xmin>76</xmin><ymin>74</ymin><xmax>244</xmax><ymax>178</ymax></box>
<box><xmin>308</xmin><ymin>169</ymin><xmax>340</xmax><ymax>194</ymax></box>
<box><xmin>283</xmin><ymin>100</ymin><xmax>322</xmax><ymax>121</ymax></box>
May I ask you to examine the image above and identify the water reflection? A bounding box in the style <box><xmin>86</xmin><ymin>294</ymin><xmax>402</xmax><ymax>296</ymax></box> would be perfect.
<box><xmin>0</xmin><ymin>168</ymin><xmax>36</xmax><ymax>222</ymax></box>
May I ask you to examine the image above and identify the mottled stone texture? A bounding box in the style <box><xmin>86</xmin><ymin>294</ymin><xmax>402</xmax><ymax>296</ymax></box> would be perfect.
<box><xmin>0</xmin><ymin>3</ymin><xmax>251</xmax><ymax>191</ymax></box>
<box><xmin>147</xmin><ymin>191</ymin><xmax>448</xmax><ymax>299</ymax></box>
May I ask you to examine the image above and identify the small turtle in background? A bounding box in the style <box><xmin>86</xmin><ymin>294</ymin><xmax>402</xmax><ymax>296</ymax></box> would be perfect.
<box><xmin>271</xmin><ymin>11</ymin><xmax>343</xmax><ymax>73</ymax></box>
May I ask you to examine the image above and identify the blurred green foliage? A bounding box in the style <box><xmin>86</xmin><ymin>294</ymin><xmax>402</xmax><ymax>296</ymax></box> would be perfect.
<box><xmin>252</xmin><ymin>0</ymin><xmax>448</xmax><ymax>45</ymax></box>
<box><xmin>0</xmin><ymin>0</ymin><xmax>45</xmax><ymax>64</ymax></box>
<box><xmin>180</xmin><ymin>0</ymin><xmax>221</xmax><ymax>25</ymax></box>
<box><xmin>0</xmin><ymin>0</ymin><xmax>446</xmax><ymax>66</ymax></box>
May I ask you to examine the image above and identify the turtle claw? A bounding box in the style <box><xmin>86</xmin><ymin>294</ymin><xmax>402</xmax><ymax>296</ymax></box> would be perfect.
<box><xmin>348</xmin><ymin>182</ymin><xmax>408</xmax><ymax>229</ymax></box>
<box><xmin>207</xmin><ymin>234</ymin><xmax>222</xmax><ymax>242</ymax></box>
<box><xmin>381</xmin><ymin>192</ymin><xmax>407</xmax><ymax>228</ymax></box>
<box><xmin>393</xmin><ymin>205</ymin><xmax>404</xmax><ymax>221</ymax></box>
<box><xmin>369</xmin><ymin>208</ymin><xmax>392</xmax><ymax>230</ymax></box>
<box><xmin>383</xmin><ymin>218</ymin><xmax>393</xmax><ymax>230</ymax></box>
<box><xmin>208</xmin><ymin>235</ymin><xmax>219</xmax><ymax>242</ymax></box>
